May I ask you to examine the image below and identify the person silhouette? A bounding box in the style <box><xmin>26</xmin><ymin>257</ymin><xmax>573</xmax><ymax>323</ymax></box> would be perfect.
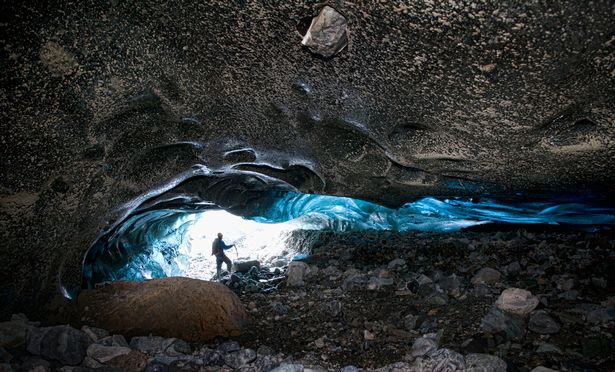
<box><xmin>211</xmin><ymin>232</ymin><xmax>234</xmax><ymax>280</ymax></box>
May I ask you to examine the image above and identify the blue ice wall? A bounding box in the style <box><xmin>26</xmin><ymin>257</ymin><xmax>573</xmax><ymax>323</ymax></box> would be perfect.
<box><xmin>253</xmin><ymin>193</ymin><xmax>615</xmax><ymax>231</ymax></box>
<box><xmin>82</xmin><ymin>193</ymin><xmax>615</xmax><ymax>287</ymax></box>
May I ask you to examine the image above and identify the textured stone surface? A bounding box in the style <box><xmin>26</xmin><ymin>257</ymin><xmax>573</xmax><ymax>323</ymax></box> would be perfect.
<box><xmin>301</xmin><ymin>6</ymin><xmax>348</xmax><ymax>58</ymax></box>
<box><xmin>78</xmin><ymin>278</ymin><xmax>250</xmax><ymax>342</ymax></box>
<box><xmin>1</xmin><ymin>1</ymin><xmax>615</xmax><ymax>317</ymax></box>
<box><xmin>495</xmin><ymin>288</ymin><xmax>539</xmax><ymax>316</ymax></box>
<box><xmin>26</xmin><ymin>325</ymin><xmax>90</xmax><ymax>365</ymax></box>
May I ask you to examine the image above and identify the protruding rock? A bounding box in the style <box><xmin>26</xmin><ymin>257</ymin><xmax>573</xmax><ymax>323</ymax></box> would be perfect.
<box><xmin>78</xmin><ymin>277</ymin><xmax>250</xmax><ymax>342</ymax></box>
<box><xmin>410</xmin><ymin>337</ymin><xmax>437</xmax><ymax>357</ymax></box>
<box><xmin>301</xmin><ymin>6</ymin><xmax>348</xmax><ymax>58</ymax></box>
<box><xmin>86</xmin><ymin>344</ymin><xmax>131</xmax><ymax>363</ymax></box>
<box><xmin>495</xmin><ymin>288</ymin><xmax>539</xmax><ymax>316</ymax></box>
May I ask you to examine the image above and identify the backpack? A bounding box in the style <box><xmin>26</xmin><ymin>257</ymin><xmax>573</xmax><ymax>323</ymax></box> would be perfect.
<box><xmin>211</xmin><ymin>238</ymin><xmax>220</xmax><ymax>255</ymax></box>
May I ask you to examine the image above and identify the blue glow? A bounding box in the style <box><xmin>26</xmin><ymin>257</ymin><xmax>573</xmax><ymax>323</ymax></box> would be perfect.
<box><xmin>82</xmin><ymin>193</ymin><xmax>615</xmax><ymax>287</ymax></box>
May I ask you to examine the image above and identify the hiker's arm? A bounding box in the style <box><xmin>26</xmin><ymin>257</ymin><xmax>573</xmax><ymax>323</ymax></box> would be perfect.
<box><xmin>221</xmin><ymin>241</ymin><xmax>234</xmax><ymax>250</ymax></box>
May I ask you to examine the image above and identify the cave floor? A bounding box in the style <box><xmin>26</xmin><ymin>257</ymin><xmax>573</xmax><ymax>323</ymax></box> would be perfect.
<box><xmin>235</xmin><ymin>228</ymin><xmax>615</xmax><ymax>370</ymax></box>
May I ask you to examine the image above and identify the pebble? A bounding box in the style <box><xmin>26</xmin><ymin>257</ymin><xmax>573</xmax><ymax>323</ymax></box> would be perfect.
<box><xmin>495</xmin><ymin>288</ymin><xmax>539</xmax><ymax>316</ymax></box>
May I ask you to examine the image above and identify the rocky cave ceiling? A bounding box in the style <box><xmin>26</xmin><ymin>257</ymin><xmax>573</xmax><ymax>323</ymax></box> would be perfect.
<box><xmin>0</xmin><ymin>1</ymin><xmax>614</xmax><ymax>315</ymax></box>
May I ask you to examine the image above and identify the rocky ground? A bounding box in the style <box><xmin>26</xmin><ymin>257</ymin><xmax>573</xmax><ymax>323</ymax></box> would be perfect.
<box><xmin>1</xmin><ymin>226</ymin><xmax>614</xmax><ymax>371</ymax></box>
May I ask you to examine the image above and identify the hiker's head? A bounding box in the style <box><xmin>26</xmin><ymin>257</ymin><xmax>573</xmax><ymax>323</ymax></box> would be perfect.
<box><xmin>217</xmin><ymin>232</ymin><xmax>223</xmax><ymax>239</ymax></box>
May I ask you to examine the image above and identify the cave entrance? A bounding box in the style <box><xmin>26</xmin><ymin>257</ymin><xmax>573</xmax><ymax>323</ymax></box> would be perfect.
<box><xmin>82</xmin><ymin>190</ymin><xmax>615</xmax><ymax>289</ymax></box>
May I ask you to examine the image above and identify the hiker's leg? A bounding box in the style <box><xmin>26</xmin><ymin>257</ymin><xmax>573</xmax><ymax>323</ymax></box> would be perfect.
<box><xmin>223</xmin><ymin>255</ymin><xmax>232</xmax><ymax>272</ymax></box>
<box><xmin>216</xmin><ymin>256</ymin><xmax>223</xmax><ymax>279</ymax></box>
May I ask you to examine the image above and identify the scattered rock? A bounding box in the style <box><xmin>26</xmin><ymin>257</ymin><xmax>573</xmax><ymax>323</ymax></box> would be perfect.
<box><xmin>0</xmin><ymin>318</ymin><xmax>31</xmax><ymax>348</ymax></box>
<box><xmin>300</xmin><ymin>6</ymin><xmax>348</xmax><ymax>58</ymax></box>
<box><xmin>287</xmin><ymin>261</ymin><xmax>309</xmax><ymax>287</ymax></box>
<box><xmin>410</xmin><ymin>337</ymin><xmax>437</xmax><ymax>357</ymax></box>
<box><xmin>78</xmin><ymin>277</ymin><xmax>250</xmax><ymax>342</ymax></box>
<box><xmin>81</xmin><ymin>326</ymin><xmax>109</xmax><ymax>343</ymax></box>
<box><xmin>495</xmin><ymin>288</ymin><xmax>539</xmax><ymax>316</ymax></box>
<box><xmin>464</xmin><ymin>353</ymin><xmax>507</xmax><ymax>371</ymax></box>
<box><xmin>481</xmin><ymin>306</ymin><xmax>526</xmax><ymax>341</ymax></box>
<box><xmin>471</xmin><ymin>268</ymin><xmax>501</xmax><ymax>286</ymax></box>
<box><xmin>224</xmin><ymin>348</ymin><xmax>257</xmax><ymax>369</ymax></box>
<box><xmin>528</xmin><ymin>310</ymin><xmax>560</xmax><ymax>334</ymax></box>
<box><xmin>87</xmin><ymin>344</ymin><xmax>131</xmax><ymax>363</ymax></box>
<box><xmin>107</xmin><ymin>350</ymin><xmax>148</xmax><ymax>372</ymax></box>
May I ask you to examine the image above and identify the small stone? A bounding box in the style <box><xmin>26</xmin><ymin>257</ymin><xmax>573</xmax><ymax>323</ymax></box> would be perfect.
<box><xmin>107</xmin><ymin>350</ymin><xmax>148</xmax><ymax>371</ymax></box>
<box><xmin>558</xmin><ymin>290</ymin><xmax>579</xmax><ymax>300</ymax></box>
<box><xmin>495</xmin><ymin>288</ymin><xmax>539</xmax><ymax>316</ymax></box>
<box><xmin>287</xmin><ymin>261</ymin><xmax>309</xmax><ymax>287</ymax></box>
<box><xmin>403</xmin><ymin>314</ymin><xmax>419</xmax><ymax>331</ymax></box>
<box><xmin>97</xmin><ymin>334</ymin><xmax>129</xmax><ymax>347</ymax></box>
<box><xmin>323</xmin><ymin>300</ymin><xmax>342</xmax><ymax>317</ymax></box>
<box><xmin>591</xmin><ymin>277</ymin><xmax>607</xmax><ymax>288</ymax></box>
<box><xmin>224</xmin><ymin>348</ymin><xmax>257</xmax><ymax>369</ymax></box>
<box><xmin>256</xmin><ymin>345</ymin><xmax>274</xmax><ymax>356</ymax></box>
<box><xmin>217</xmin><ymin>340</ymin><xmax>241</xmax><ymax>353</ymax></box>
<box><xmin>271</xmin><ymin>301</ymin><xmax>290</xmax><ymax>315</ymax></box>
<box><xmin>504</xmin><ymin>261</ymin><xmax>521</xmax><ymax>276</ymax></box>
<box><xmin>340</xmin><ymin>366</ymin><xmax>359</xmax><ymax>372</ymax></box>
<box><xmin>364</xmin><ymin>330</ymin><xmax>376</xmax><ymax>341</ymax></box>
<box><xmin>471</xmin><ymin>267</ymin><xmax>501</xmax><ymax>286</ymax></box>
<box><xmin>536</xmin><ymin>343</ymin><xmax>562</xmax><ymax>354</ymax></box>
<box><xmin>479</xmin><ymin>64</ymin><xmax>496</xmax><ymax>73</ymax></box>
<box><xmin>301</xmin><ymin>6</ymin><xmax>348</xmax><ymax>58</ymax></box>
<box><xmin>528</xmin><ymin>311</ymin><xmax>560</xmax><ymax>334</ymax></box>
<box><xmin>129</xmin><ymin>336</ymin><xmax>166</xmax><ymax>355</ymax></box>
<box><xmin>410</xmin><ymin>337</ymin><xmax>437</xmax><ymax>357</ymax></box>
<box><xmin>314</xmin><ymin>337</ymin><xmax>325</xmax><ymax>348</ymax></box>
<box><xmin>387</xmin><ymin>258</ymin><xmax>406</xmax><ymax>270</ymax></box>
<box><xmin>438</xmin><ymin>274</ymin><xmax>461</xmax><ymax>297</ymax></box>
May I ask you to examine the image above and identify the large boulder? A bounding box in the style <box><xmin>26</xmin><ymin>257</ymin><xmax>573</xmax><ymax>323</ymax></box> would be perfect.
<box><xmin>78</xmin><ymin>277</ymin><xmax>251</xmax><ymax>342</ymax></box>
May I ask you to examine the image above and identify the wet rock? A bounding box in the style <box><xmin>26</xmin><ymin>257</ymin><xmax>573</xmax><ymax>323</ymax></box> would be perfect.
<box><xmin>224</xmin><ymin>348</ymin><xmax>257</xmax><ymax>369</ymax></box>
<box><xmin>464</xmin><ymin>353</ymin><xmax>507</xmax><ymax>371</ymax></box>
<box><xmin>410</xmin><ymin>337</ymin><xmax>437</xmax><ymax>357</ymax></box>
<box><xmin>471</xmin><ymin>268</ymin><xmax>501</xmax><ymax>286</ymax></box>
<box><xmin>480</xmin><ymin>307</ymin><xmax>526</xmax><ymax>341</ymax></box>
<box><xmin>495</xmin><ymin>288</ymin><xmax>539</xmax><ymax>316</ymax></box>
<box><xmin>78</xmin><ymin>278</ymin><xmax>250</xmax><ymax>342</ymax></box>
<box><xmin>300</xmin><ymin>5</ymin><xmax>348</xmax><ymax>58</ymax></box>
<box><xmin>287</xmin><ymin>261</ymin><xmax>309</xmax><ymax>287</ymax></box>
<box><xmin>26</xmin><ymin>325</ymin><xmax>90</xmax><ymax>366</ymax></box>
<box><xmin>528</xmin><ymin>310</ymin><xmax>560</xmax><ymax>334</ymax></box>
<box><xmin>87</xmin><ymin>344</ymin><xmax>132</xmax><ymax>363</ymax></box>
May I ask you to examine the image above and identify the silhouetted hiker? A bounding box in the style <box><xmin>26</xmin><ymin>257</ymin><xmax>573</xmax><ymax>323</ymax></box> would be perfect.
<box><xmin>212</xmin><ymin>232</ymin><xmax>235</xmax><ymax>280</ymax></box>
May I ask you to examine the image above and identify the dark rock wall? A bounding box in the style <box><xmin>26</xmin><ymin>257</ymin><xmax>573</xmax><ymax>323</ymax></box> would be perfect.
<box><xmin>1</xmin><ymin>1</ymin><xmax>614</xmax><ymax>316</ymax></box>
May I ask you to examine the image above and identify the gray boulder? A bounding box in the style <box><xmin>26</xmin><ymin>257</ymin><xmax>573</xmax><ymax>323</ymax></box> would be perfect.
<box><xmin>481</xmin><ymin>306</ymin><xmax>526</xmax><ymax>341</ymax></box>
<box><xmin>26</xmin><ymin>325</ymin><xmax>90</xmax><ymax>365</ymax></box>
<box><xmin>528</xmin><ymin>311</ymin><xmax>560</xmax><ymax>334</ymax></box>
<box><xmin>87</xmin><ymin>344</ymin><xmax>132</xmax><ymax>363</ymax></box>
<box><xmin>495</xmin><ymin>288</ymin><xmax>539</xmax><ymax>316</ymax></box>
<box><xmin>287</xmin><ymin>261</ymin><xmax>309</xmax><ymax>287</ymax></box>
<box><xmin>300</xmin><ymin>6</ymin><xmax>348</xmax><ymax>58</ymax></box>
<box><xmin>224</xmin><ymin>348</ymin><xmax>257</xmax><ymax>369</ymax></box>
